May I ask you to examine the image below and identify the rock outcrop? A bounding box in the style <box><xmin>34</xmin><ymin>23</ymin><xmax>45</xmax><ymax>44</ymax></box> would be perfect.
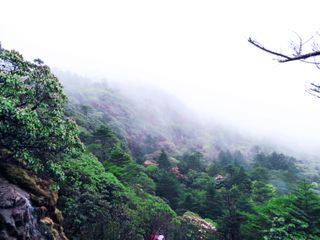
<box><xmin>0</xmin><ymin>164</ymin><xmax>67</xmax><ymax>240</ymax></box>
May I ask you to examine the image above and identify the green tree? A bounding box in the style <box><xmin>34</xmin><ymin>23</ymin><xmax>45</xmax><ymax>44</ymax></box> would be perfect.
<box><xmin>87</xmin><ymin>124</ymin><xmax>118</xmax><ymax>162</ymax></box>
<box><xmin>254</xmin><ymin>152</ymin><xmax>297</xmax><ymax>172</ymax></box>
<box><xmin>290</xmin><ymin>182</ymin><xmax>320</xmax><ymax>238</ymax></box>
<box><xmin>249</xmin><ymin>164</ymin><xmax>269</xmax><ymax>182</ymax></box>
<box><xmin>179</xmin><ymin>152</ymin><xmax>203</xmax><ymax>173</ymax></box>
<box><xmin>251</xmin><ymin>181</ymin><xmax>275</xmax><ymax>204</ymax></box>
<box><xmin>217</xmin><ymin>150</ymin><xmax>234</xmax><ymax>167</ymax></box>
<box><xmin>207</xmin><ymin>162</ymin><xmax>219</xmax><ymax>177</ymax></box>
<box><xmin>223</xmin><ymin>164</ymin><xmax>252</xmax><ymax>197</ymax></box>
<box><xmin>109</xmin><ymin>145</ymin><xmax>132</xmax><ymax>165</ymax></box>
<box><xmin>263</xmin><ymin>217</ymin><xmax>308</xmax><ymax>240</ymax></box>
<box><xmin>203</xmin><ymin>183</ymin><xmax>223</xmax><ymax>220</ymax></box>
<box><xmin>158</xmin><ymin>149</ymin><xmax>171</xmax><ymax>169</ymax></box>
<box><xmin>0</xmin><ymin>48</ymin><xmax>81</xmax><ymax>174</ymax></box>
<box><xmin>156</xmin><ymin>171</ymin><xmax>182</xmax><ymax>210</ymax></box>
<box><xmin>219</xmin><ymin>186</ymin><xmax>243</xmax><ymax>240</ymax></box>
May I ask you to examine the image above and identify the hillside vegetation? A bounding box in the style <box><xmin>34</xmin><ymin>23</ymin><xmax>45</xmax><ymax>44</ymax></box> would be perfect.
<box><xmin>1</xmin><ymin>48</ymin><xmax>320</xmax><ymax>240</ymax></box>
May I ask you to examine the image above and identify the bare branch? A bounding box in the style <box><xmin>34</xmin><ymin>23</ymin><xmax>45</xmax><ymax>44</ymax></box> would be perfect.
<box><xmin>305</xmin><ymin>89</ymin><xmax>320</xmax><ymax>98</ymax></box>
<box><xmin>249</xmin><ymin>32</ymin><xmax>320</xmax><ymax>99</ymax></box>
<box><xmin>248</xmin><ymin>37</ymin><xmax>320</xmax><ymax>63</ymax></box>
<box><xmin>248</xmin><ymin>38</ymin><xmax>292</xmax><ymax>61</ymax></box>
<box><xmin>305</xmin><ymin>82</ymin><xmax>320</xmax><ymax>98</ymax></box>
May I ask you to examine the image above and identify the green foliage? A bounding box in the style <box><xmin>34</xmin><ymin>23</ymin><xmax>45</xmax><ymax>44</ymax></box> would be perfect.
<box><xmin>243</xmin><ymin>183</ymin><xmax>320</xmax><ymax>240</ymax></box>
<box><xmin>109</xmin><ymin>145</ymin><xmax>132</xmax><ymax>165</ymax></box>
<box><xmin>254</xmin><ymin>152</ymin><xmax>298</xmax><ymax>172</ymax></box>
<box><xmin>249</xmin><ymin>164</ymin><xmax>270</xmax><ymax>182</ymax></box>
<box><xmin>58</xmin><ymin>152</ymin><xmax>125</xmax><ymax>239</ymax></box>
<box><xmin>186</xmin><ymin>170</ymin><xmax>212</xmax><ymax>190</ymax></box>
<box><xmin>178</xmin><ymin>152</ymin><xmax>204</xmax><ymax>173</ymax></box>
<box><xmin>263</xmin><ymin>216</ymin><xmax>309</xmax><ymax>240</ymax></box>
<box><xmin>130</xmin><ymin>192</ymin><xmax>177</xmax><ymax>239</ymax></box>
<box><xmin>106</xmin><ymin>162</ymin><xmax>157</xmax><ymax>194</ymax></box>
<box><xmin>221</xmin><ymin>164</ymin><xmax>252</xmax><ymax>197</ymax></box>
<box><xmin>59</xmin><ymin>152</ymin><xmax>176</xmax><ymax>239</ymax></box>
<box><xmin>144</xmin><ymin>165</ymin><xmax>159</xmax><ymax>174</ymax></box>
<box><xmin>0</xmin><ymin>48</ymin><xmax>82</xmax><ymax>174</ymax></box>
<box><xmin>290</xmin><ymin>182</ymin><xmax>320</xmax><ymax>238</ymax></box>
<box><xmin>158</xmin><ymin>149</ymin><xmax>171</xmax><ymax>169</ymax></box>
<box><xmin>155</xmin><ymin>170</ymin><xmax>182</xmax><ymax>210</ymax></box>
<box><xmin>86</xmin><ymin>124</ymin><xmax>123</xmax><ymax>162</ymax></box>
<box><xmin>251</xmin><ymin>152</ymin><xmax>302</xmax><ymax>195</ymax></box>
<box><xmin>4</xmin><ymin>49</ymin><xmax>319</xmax><ymax>240</ymax></box>
<box><xmin>252</xmin><ymin>181</ymin><xmax>276</xmax><ymax>204</ymax></box>
<box><xmin>202</xmin><ymin>183</ymin><xmax>223</xmax><ymax>220</ymax></box>
<box><xmin>216</xmin><ymin>151</ymin><xmax>235</xmax><ymax>168</ymax></box>
<box><xmin>207</xmin><ymin>162</ymin><xmax>219</xmax><ymax>177</ymax></box>
<box><xmin>218</xmin><ymin>186</ymin><xmax>245</xmax><ymax>240</ymax></box>
<box><xmin>61</xmin><ymin>152</ymin><xmax>122</xmax><ymax>192</ymax></box>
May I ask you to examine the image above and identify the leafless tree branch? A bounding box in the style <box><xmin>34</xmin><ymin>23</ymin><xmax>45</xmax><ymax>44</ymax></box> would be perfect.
<box><xmin>249</xmin><ymin>32</ymin><xmax>320</xmax><ymax>99</ymax></box>
<box><xmin>248</xmin><ymin>37</ymin><xmax>320</xmax><ymax>63</ymax></box>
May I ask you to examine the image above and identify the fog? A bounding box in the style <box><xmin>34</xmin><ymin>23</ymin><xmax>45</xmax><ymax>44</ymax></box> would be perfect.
<box><xmin>1</xmin><ymin>0</ymin><xmax>320</xmax><ymax>155</ymax></box>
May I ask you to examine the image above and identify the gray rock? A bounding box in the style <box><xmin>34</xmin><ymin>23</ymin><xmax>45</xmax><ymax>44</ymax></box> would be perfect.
<box><xmin>0</xmin><ymin>178</ymin><xmax>43</xmax><ymax>239</ymax></box>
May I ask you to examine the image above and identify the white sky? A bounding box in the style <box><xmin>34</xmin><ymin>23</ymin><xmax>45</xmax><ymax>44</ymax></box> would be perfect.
<box><xmin>1</xmin><ymin>0</ymin><xmax>320</xmax><ymax>154</ymax></box>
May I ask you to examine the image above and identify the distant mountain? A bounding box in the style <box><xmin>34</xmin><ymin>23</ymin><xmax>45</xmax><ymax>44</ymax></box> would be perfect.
<box><xmin>55</xmin><ymin>69</ymin><xmax>260</xmax><ymax>162</ymax></box>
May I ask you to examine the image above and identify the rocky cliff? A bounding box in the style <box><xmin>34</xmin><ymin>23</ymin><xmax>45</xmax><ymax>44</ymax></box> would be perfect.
<box><xmin>0</xmin><ymin>164</ymin><xmax>67</xmax><ymax>240</ymax></box>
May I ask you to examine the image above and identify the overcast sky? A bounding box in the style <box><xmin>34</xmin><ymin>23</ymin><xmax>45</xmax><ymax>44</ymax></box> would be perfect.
<box><xmin>1</xmin><ymin>0</ymin><xmax>320</xmax><ymax>154</ymax></box>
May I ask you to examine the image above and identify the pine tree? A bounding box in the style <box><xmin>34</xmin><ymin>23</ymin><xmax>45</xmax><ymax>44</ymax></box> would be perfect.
<box><xmin>158</xmin><ymin>150</ymin><xmax>171</xmax><ymax>169</ymax></box>
<box><xmin>290</xmin><ymin>182</ymin><xmax>320</xmax><ymax>238</ymax></box>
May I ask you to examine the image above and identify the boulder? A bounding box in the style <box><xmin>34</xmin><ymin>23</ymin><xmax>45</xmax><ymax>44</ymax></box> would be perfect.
<box><xmin>0</xmin><ymin>164</ymin><xmax>68</xmax><ymax>240</ymax></box>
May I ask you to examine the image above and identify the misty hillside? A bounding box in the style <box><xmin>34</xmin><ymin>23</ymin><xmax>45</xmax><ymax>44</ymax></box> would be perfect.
<box><xmin>56</xmin><ymin>70</ymin><xmax>320</xmax><ymax>164</ymax></box>
<box><xmin>3</xmin><ymin>0</ymin><xmax>320</xmax><ymax>239</ymax></box>
<box><xmin>55</xmin><ymin>70</ymin><xmax>259</xmax><ymax>161</ymax></box>
<box><xmin>2</xmin><ymin>47</ymin><xmax>320</xmax><ymax>240</ymax></box>
<box><xmin>55</xmin><ymin>70</ymin><xmax>320</xmax><ymax>180</ymax></box>
<box><xmin>56</xmin><ymin>69</ymin><xmax>320</xmax><ymax>182</ymax></box>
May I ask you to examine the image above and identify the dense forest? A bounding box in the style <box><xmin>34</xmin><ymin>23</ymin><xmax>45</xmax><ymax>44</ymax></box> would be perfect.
<box><xmin>1</xmin><ymin>47</ymin><xmax>320</xmax><ymax>240</ymax></box>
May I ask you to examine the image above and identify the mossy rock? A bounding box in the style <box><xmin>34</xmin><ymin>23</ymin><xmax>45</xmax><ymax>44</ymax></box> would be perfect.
<box><xmin>53</xmin><ymin>208</ymin><xmax>64</xmax><ymax>224</ymax></box>
<box><xmin>0</xmin><ymin>163</ymin><xmax>58</xmax><ymax>208</ymax></box>
<box><xmin>39</xmin><ymin>217</ymin><xmax>68</xmax><ymax>240</ymax></box>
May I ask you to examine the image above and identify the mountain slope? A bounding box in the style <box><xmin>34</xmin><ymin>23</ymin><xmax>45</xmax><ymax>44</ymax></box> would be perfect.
<box><xmin>2</xmin><ymin>48</ymin><xmax>320</xmax><ymax>240</ymax></box>
<box><xmin>55</xmin><ymin>70</ymin><xmax>258</xmax><ymax>162</ymax></box>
